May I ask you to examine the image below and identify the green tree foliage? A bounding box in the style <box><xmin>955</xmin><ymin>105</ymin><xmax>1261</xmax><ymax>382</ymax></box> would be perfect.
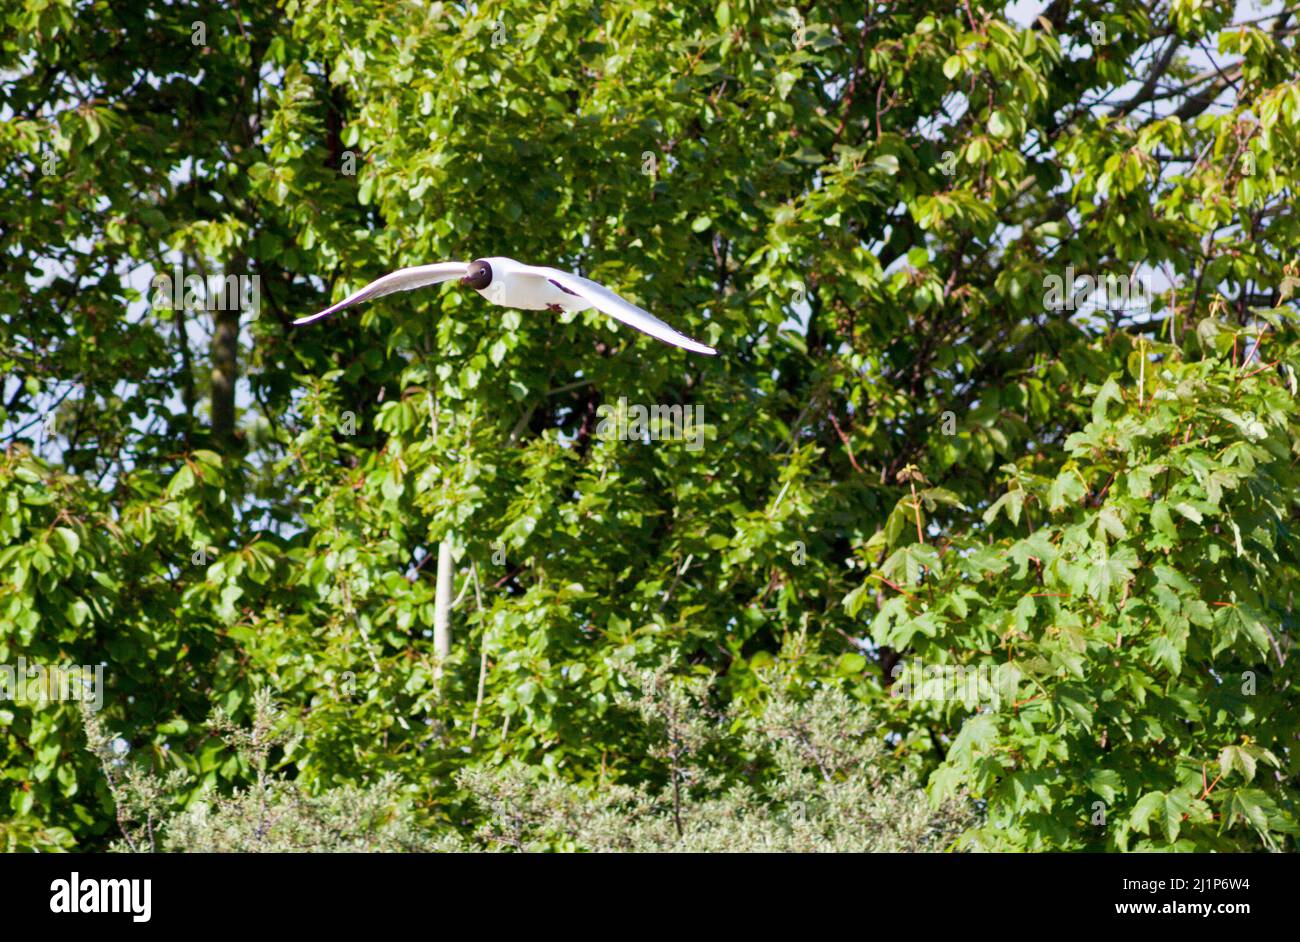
<box><xmin>2</xmin><ymin>0</ymin><xmax>1300</xmax><ymax>851</ymax></box>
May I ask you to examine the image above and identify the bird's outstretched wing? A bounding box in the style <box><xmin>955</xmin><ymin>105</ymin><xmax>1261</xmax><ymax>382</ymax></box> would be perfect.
<box><xmin>532</xmin><ymin>268</ymin><xmax>717</xmax><ymax>355</ymax></box>
<box><xmin>293</xmin><ymin>262</ymin><xmax>469</xmax><ymax>325</ymax></box>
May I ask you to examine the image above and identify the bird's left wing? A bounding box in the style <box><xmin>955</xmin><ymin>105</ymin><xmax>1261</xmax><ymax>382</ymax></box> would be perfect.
<box><xmin>293</xmin><ymin>262</ymin><xmax>468</xmax><ymax>325</ymax></box>
<box><xmin>532</xmin><ymin>268</ymin><xmax>717</xmax><ymax>355</ymax></box>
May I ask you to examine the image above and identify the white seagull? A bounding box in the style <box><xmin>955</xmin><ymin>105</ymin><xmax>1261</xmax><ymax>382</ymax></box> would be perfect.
<box><xmin>293</xmin><ymin>257</ymin><xmax>717</xmax><ymax>355</ymax></box>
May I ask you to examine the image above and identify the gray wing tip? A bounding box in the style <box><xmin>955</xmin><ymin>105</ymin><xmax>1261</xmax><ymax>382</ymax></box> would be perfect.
<box><xmin>294</xmin><ymin>298</ymin><xmax>356</xmax><ymax>325</ymax></box>
<box><xmin>678</xmin><ymin>336</ymin><xmax>717</xmax><ymax>355</ymax></box>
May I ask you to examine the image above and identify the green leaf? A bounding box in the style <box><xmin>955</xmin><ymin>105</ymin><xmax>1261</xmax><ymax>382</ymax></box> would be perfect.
<box><xmin>1219</xmin><ymin>745</ymin><xmax>1257</xmax><ymax>783</ymax></box>
<box><xmin>53</xmin><ymin>526</ymin><xmax>80</xmax><ymax>557</ymax></box>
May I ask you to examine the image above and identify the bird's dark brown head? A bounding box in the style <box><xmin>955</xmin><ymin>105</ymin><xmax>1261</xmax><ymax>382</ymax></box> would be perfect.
<box><xmin>461</xmin><ymin>260</ymin><xmax>493</xmax><ymax>290</ymax></box>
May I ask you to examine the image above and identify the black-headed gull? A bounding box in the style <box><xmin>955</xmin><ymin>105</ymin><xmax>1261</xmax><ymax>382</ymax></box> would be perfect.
<box><xmin>293</xmin><ymin>256</ymin><xmax>717</xmax><ymax>355</ymax></box>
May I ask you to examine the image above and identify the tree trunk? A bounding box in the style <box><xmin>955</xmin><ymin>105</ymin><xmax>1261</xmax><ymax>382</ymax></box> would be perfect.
<box><xmin>433</xmin><ymin>539</ymin><xmax>454</xmax><ymax>675</ymax></box>
<box><xmin>210</xmin><ymin>297</ymin><xmax>239</xmax><ymax>454</ymax></box>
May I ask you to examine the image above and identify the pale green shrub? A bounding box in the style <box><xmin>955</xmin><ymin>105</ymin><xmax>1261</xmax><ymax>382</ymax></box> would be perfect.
<box><xmin>88</xmin><ymin>672</ymin><xmax>975</xmax><ymax>853</ymax></box>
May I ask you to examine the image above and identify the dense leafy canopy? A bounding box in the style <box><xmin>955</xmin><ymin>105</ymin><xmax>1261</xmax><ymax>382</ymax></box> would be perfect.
<box><xmin>2</xmin><ymin>0</ymin><xmax>1300</xmax><ymax>851</ymax></box>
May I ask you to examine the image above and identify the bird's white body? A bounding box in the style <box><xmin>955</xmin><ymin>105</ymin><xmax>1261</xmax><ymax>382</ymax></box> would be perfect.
<box><xmin>473</xmin><ymin>257</ymin><xmax>588</xmax><ymax>313</ymax></box>
<box><xmin>293</xmin><ymin>255</ymin><xmax>715</xmax><ymax>355</ymax></box>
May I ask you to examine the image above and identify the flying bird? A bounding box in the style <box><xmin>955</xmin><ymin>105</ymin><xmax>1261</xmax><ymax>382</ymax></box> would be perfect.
<box><xmin>293</xmin><ymin>257</ymin><xmax>717</xmax><ymax>355</ymax></box>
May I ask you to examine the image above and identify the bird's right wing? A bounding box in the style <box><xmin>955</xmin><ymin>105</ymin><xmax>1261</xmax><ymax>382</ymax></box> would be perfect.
<box><xmin>534</xmin><ymin>268</ymin><xmax>717</xmax><ymax>355</ymax></box>
<box><xmin>293</xmin><ymin>262</ymin><xmax>468</xmax><ymax>325</ymax></box>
